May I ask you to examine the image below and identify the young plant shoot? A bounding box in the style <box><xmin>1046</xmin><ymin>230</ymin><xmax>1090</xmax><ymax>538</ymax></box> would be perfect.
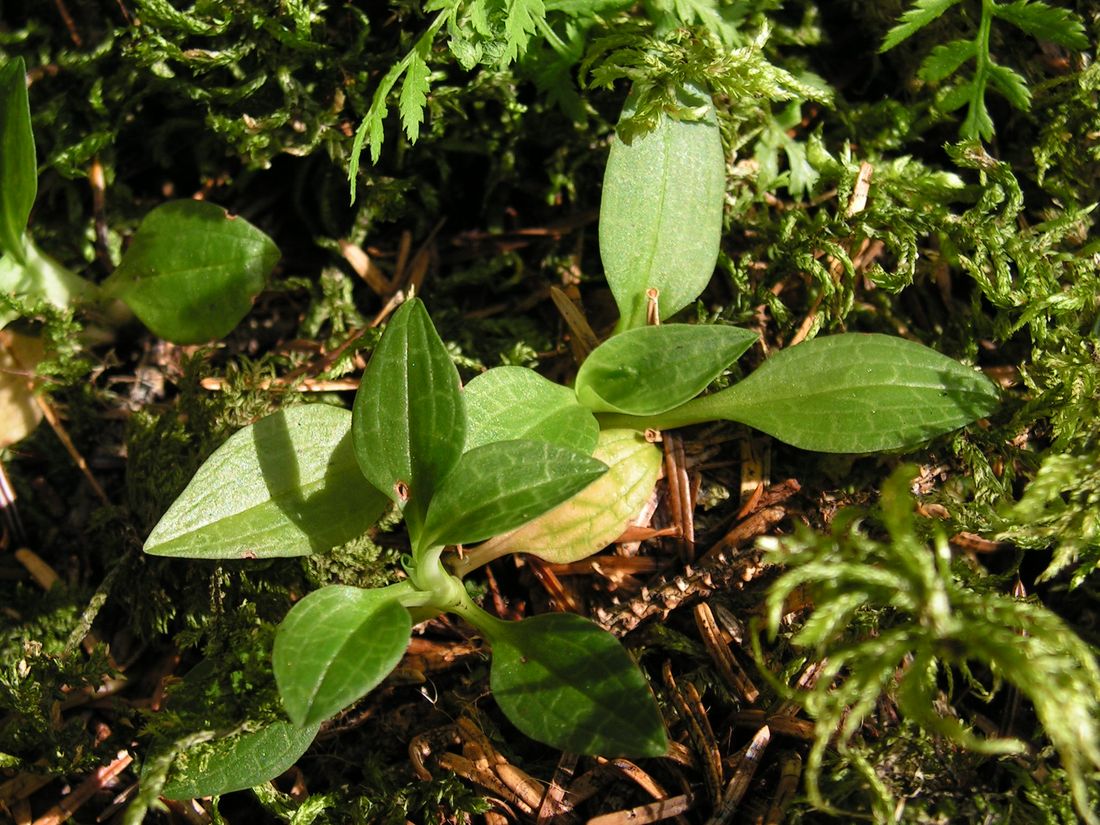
<box><xmin>142</xmin><ymin>79</ymin><xmax>998</xmax><ymax>797</ymax></box>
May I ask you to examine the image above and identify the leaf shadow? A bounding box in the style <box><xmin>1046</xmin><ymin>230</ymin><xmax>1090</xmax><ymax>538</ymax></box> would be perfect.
<box><xmin>252</xmin><ymin>408</ymin><xmax>383</xmax><ymax>556</ymax></box>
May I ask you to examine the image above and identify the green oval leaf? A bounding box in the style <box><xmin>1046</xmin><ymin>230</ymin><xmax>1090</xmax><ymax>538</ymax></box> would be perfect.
<box><xmin>688</xmin><ymin>334</ymin><xmax>1000</xmax><ymax>453</ymax></box>
<box><xmin>352</xmin><ymin>298</ymin><xmax>464</xmax><ymax>537</ymax></box>
<box><xmin>422</xmin><ymin>439</ymin><xmax>607</xmax><ymax>550</ymax></box>
<box><xmin>102</xmin><ymin>200</ymin><xmax>279</xmax><ymax>343</ymax></box>
<box><xmin>160</xmin><ymin>720</ymin><xmax>321</xmax><ymax>800</ymax></box>
<box><xmin>600</xmin><ymin>84</ymin><xmax>725</xmax><ymax>330</ymax></box>
<box><xmin>464</xmin><ymin>366</ymin><xmax>598</xmax><ymax>454</ymax></box>
<box><xmin>144</xmin><ymin>404</ymin><xmax>389</xmax><ymax>559</ymax></box>
<box><xmin>471</xmin><ymin>429</ymin><xmax>661</xmax><ymax>566</ymax></box>
<box><xmin>273</xmin><ymin>585</ymin><xmax>412</xmax><ymax>727</ymax></box>
<box><xmin>491</xmin><ymin>613</ymin><xmax>667</xmax><ymax>757</ymax></box>
<box><xmin>0</xmin><ymin>58</ymin><xmax>36</xmax><ymax>265</ymax></box>
<box><xmin>576</xmin><ymin>324</ymin><xmax>758</xmax><ymax>415</ymax></box>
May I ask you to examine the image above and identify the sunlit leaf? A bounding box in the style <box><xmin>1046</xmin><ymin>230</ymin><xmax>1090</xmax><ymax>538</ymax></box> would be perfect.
<box><xmin>465</xmin><ymin>429</ymin><xmax>661</xmax><ymax>568</ymax></box>
<box><xmin>880</xmin><ymin>0</ymin><xmax>963</xmax><ymax>52</ymax></box>
<box><xmin>575</xmin><ymin>323</ymin><xmax>757</xmax><ymax>415</ymax></box>
<box><xmin>102</xmin><ymin>200</ymin><xmax>279</xmax><ymax>343</ymax></box>
<box><xmin>0</xmin><ymin>330</ymin><xmax>44</xmax><ymax>448</ymax></box>
<box><xmin>600</xmin><ymin>84</ymin><xmax>725</xmax><ymax>329</ymax></box>
<box><xmin>421</xmin><ymin>439</ymin><xmax>607</xmax><ymax>549</ymax></box>
<box><xmin>674</xmin><ymin>334</ymin><xmax>1000</xmax><ymax>453</ymax></box>
<box><xmin>144</xmin><ymin>405</ymin><xmax>389</xmax><ymax>559</ymax></box>
<box><xmin>464</xmin><ymin>366</ymin><xmax>598</xmax><ymax>454</ymax></box>
<box><xmin>352</xmin><ymin>297</ymin><xmax>465</xmax><ymax>537</ymax></box>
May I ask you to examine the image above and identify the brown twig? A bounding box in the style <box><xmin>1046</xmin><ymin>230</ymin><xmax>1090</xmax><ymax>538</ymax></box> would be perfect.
<box><xmin>31</xmin><ymin>751</ymin><xmax>132</xmax><ymax>825</ymax></box>
<box><xmin>662</xmin><ymin>662</ymin><xmax>723</xmax><ymax>807</ymax></box>
<box><xmin>536</xmin><ymin>752</ymin><xmax>580</xmax><ymax>825</ymax></box>
<box><xmin>759</xmin><ymin>751</ymin><xmax>802</xmax><ymax>825</ymax></box>
<box><xmin>662</xmin><ymin>433</ymin><xmax>695</xmax><ymax>562</ymax></box>
<box><xmin>704</xmin><ymin>727</ymin><xmax>771</xmax><ymax>825</ymax></box>
<box><xmin>587</xmin><ymin>794</ymin><xmax>693</xmax><ymax>825</ymax></box>
<box><xmin>693</xmin><ymin>603</ymin><xmax>760</xmax><ymax>703</ymax></box>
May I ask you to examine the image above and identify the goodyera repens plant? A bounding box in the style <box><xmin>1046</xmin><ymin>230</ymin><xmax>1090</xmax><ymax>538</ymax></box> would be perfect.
<box><xmin>143</xmin><ymin>83</ymin><xmax>999</xmax><ymax>797</ymax></box>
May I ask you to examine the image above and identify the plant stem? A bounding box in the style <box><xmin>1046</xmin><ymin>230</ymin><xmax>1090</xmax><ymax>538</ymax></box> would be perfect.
<box><xmin>447</xmin><ymin>585</ymin><xmax>512</xmax><ymax>641</ymax></box>
<box><xmin>595</xmin><ymin>387</ymin><xmax>737</xmax><ymax>432</ymax></box>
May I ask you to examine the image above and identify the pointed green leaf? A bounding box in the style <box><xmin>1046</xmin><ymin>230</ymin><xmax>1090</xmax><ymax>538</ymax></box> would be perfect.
<box><xmin>0</xmin><ymin>58</ymin><xmax>37</xmax><ymax>265</ymax></box>
<box><xmin>352</xmin><ymin>298</ymin><xmax>465</xmax><ymax>535</ymax></box>
<box><xmin>144</xmin><ymin>405</ymin><xmax>389</xmax><ymax>559</ymax></box>
<box><xmin>961</xmin><ymin>87</ymin><xmax>994</xmax><ymax>141</ymax></box>
<box><xmin>464</xmin><ymin>366</ymin><xmax>598</xmax><ymax>454</ymax></box>
<box><xmin>399</xmin><ymin>42</ymin><xmax>430</xmax><ymax>143</ymax></box>
<box><xmin>880</xmin><ymin>0</ymin><xmax>963</xmax><ymax>52</ymax></box>
<box><xmin>491</xmin><ymin>613</ymin><xmax>667</xmax><ymax>756</ymax></box>
<box><xmin>938</xmin><ymin>79</ymin><xmax>975</xmax><ymax>113</ymax></box>
<box><xmin>159</xmin><ymin>720</ymin><xmax>321</xmax><ymax>800</ymax></box>
<box><xmin>918</xmin><ymin>39</ymin><xmax>975</xmax><ymax>84</ymax></box>
<box><xmin>687</xmin><ymin>334</ymin><xmax>999</xmax><ymax>453</ymax></box>
<box><xmin>421</xmin><ymin>440</ymin><xmax>607</xmax><ymax>549</ymax></box>
<box><xmin>600</xmin><ymin>84</ymin><xmax>725</xmax><ymax>329</ymax></box>
<box><xmin>470</xmin><ymin>429</ymin><xmax>661</xmax><ymax>566</ymax></box>
<box><xmin>575</xmin><ymin>324</ymin><xmax>758</xmax><ymax>415</ymax></box>
<box><xmin>102</xmin><ymin>200</ymin><xmax>279</xmax><ymax>343</ymax></box>
<box><xmin>273</xmin><ymin>585</ymin><xmax>412</xmax><ymax>727</ymax></box>
<box><xmin>987</xmin><ymin>62</ymin><xmax>1032</xmax><ymax>112</ymax></box>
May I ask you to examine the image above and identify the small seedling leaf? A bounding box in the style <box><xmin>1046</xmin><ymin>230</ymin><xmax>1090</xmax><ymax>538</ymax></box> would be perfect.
<box><xmin>102</xmin><ymin>200</ymin><xmax>279</xmax><ymax>343</ymax></box>
<box><xmin>575</xmin><ymin>324</ymin><xmax>758</xmax><ymax>415</ymax></box>
<box><xmin>464</xmin><ymin>366</ymin><xmax>598</xmax><ymax>454</ymax></box>
<box><xmin>421</xmin><ymin>439</ymin><xmax>607</xmax><ymax>549</ymax></box>
<box><xmin>144</xmin><ymin>405</ymin><xmax>389</xmax><ymax>559</ymax></box>
<box><xmin>273</xmin><ymin>585</ymin><xmax>412</xmax><ymax>727</ymax></box>
<box><xmin>600</xmin><ymin>84</ymin><xmax>725</xmax><ymax>329</ymax></box>
<box><xmin>159</xmin><ymin>720</ymin><xmax>321</xmax><ymax>800</ymax></box>
<box><xmin>491</xmin><ymin>613</ymin><xmax>667</xmax><ymax>756</ymax></box>
<box><xmin>691</xmin><ymin>334</ymin><xmax>999</xmax><ymax>453</ymax></box>
<box><xmin>0</xmin><ymin>58</ymin><xmax>36</xmax><ymax>265</ymax></box>
<box><xmin>352</xmin><ymin>297</ymin><xmax>465</xmax><ymax>535</ymax></box>
<box><xmin>471</xmin><ymin>429</ymin><xmax>661</xmax><ymax>566</ymax></box>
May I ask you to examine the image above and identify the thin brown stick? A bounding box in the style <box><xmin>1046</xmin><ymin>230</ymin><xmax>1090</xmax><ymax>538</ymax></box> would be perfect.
<box><xmin>761</xmin><ymin>752</ymin><xmax>802</xmax><ymax>825</ymax></box>
<box><xmin>704</xmin><ymin>727</ymin><xmax>771</xmax><ymax>825</ymax></box>
<box><xmin>586</xmin><ymin>794</ymin><xmax>692</xmax><ymax>825</ymax></box>
<box><xmin>694</xmin><ymin>603</ymin><xmax>759</xmax><ymax>703</ymax></box>
<box><xmin>52</xmin><ymin>0</ymin><xmax>83</xmax><ymax>46</ymax></box>
<box><xmin>536</xmin><ymin>752</ymin><xmax>580</xmax><ymax>825</ymax></box>
<box><xmin>33</xmin><ymin>394</ymin><xmax>110</xmax><ymax>506</ymax></box>
<box><xmin>662</xmin><ymin>662</ymin><xmax>723</xmax><ymax>807</ymax></box>
<box><xmin>31</xmin><ymin>751</ymin><xmax>132</xmax><ymax>825</ymax></box>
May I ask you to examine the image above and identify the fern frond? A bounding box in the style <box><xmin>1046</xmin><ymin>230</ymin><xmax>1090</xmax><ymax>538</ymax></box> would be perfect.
<box><xmin>992</xmin><ymin>0</ymin><xmax>1089</xmax><ymax>49</ymax></box>
<box><xmin>398</xmin><ymin>44</ymin><xmax>432</xmax><ymax>144</ymax></box>
<box><xmin>918</xmin><ymin>38</ymin><xmax>975</xmax><ymax>84</ymax></box>
<box><xmin>880</xmin><ymin>0</ymin><xmax>964</xmax><ymax>52</ymax></box>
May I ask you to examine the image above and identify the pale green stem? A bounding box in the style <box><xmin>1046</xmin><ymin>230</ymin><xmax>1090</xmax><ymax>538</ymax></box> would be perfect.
<box><xmin>595</xmin><ymin>386</ymin><xmax>739</xmax><ymax>432</ymax></box>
